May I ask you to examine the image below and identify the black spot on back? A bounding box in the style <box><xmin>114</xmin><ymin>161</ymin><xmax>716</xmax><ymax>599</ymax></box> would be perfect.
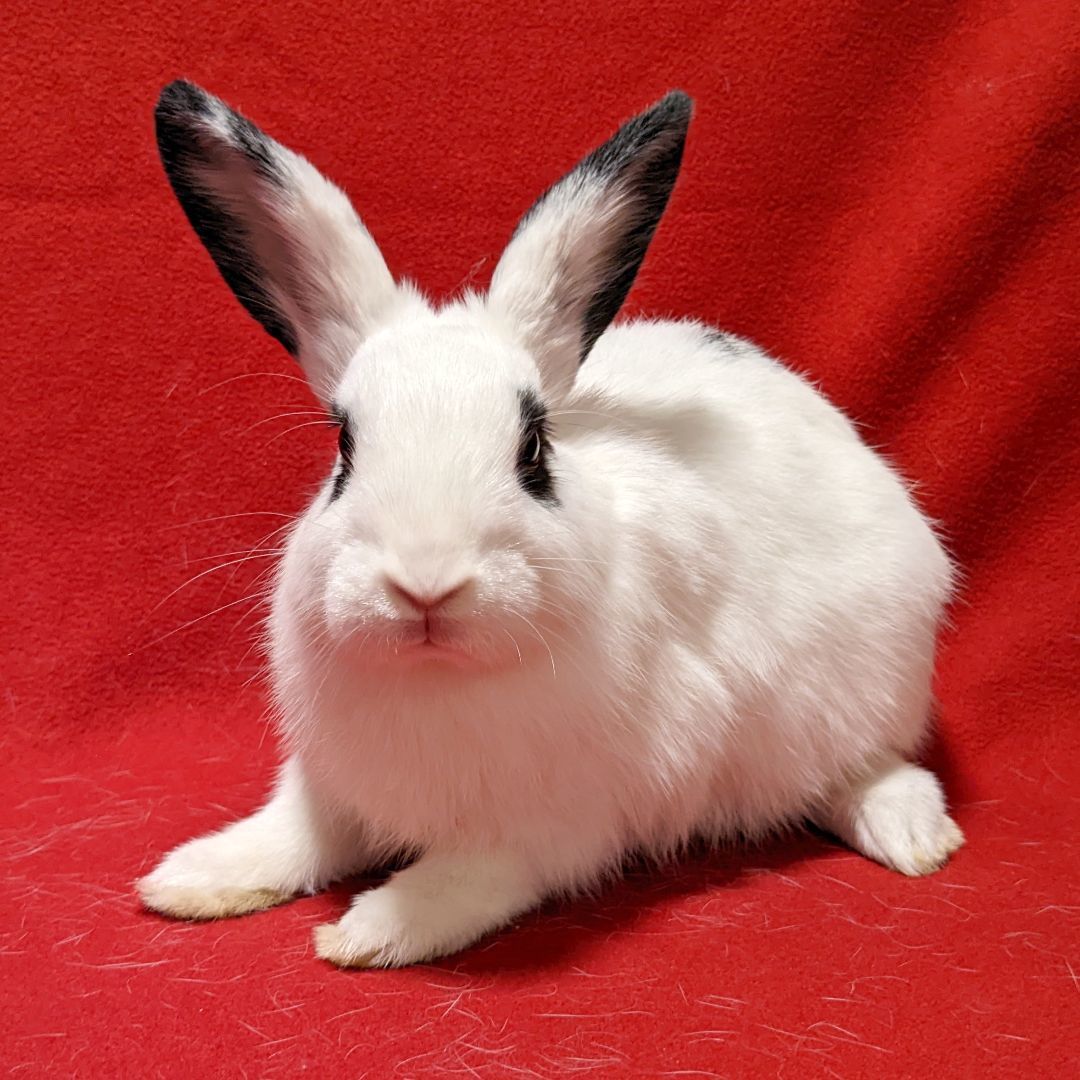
<box><xmin>703</xmin><ymin>328</ymin><xmax>740</xmax><ymax>352</ymax></box>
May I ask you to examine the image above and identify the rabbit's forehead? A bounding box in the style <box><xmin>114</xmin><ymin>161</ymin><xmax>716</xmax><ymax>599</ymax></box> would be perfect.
<box><xmin>335</xmin><ymin>321</ymin><xmax>537</xmax><ymax>429</ymax></box>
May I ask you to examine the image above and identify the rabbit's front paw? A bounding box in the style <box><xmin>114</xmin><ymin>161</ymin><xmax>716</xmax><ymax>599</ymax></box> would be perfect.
<box><xmin>313</xmin><ymin>886</ymin><xmax>455</xmax><ymax>968</ymax></box>
<box><xmin>138</xmin><ymin>831</ymin><xmax>293</xmax><ymax>920</ymax></box>
<box><xmin>314</xmin><ymin>850</ymin><xmax>538</xmax><ymax>968</ymax></box>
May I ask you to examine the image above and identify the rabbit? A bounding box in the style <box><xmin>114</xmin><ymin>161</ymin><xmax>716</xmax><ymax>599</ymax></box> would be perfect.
<box><xmin>138</xmin><ymin>80</ymin><xmax>964</xmax><ymax>968</ymax></box>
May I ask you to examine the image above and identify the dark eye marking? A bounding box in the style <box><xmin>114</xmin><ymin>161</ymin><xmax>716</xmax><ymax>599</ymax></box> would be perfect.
<box><xmin>517</xmin><ymin>389</ymin><xmax>557</xmax><ymax>504</ymax></box>
<box><xmin>328</xmin><ymin>403</ymin><xmax>354</xmax><ymax>503</ymax></box>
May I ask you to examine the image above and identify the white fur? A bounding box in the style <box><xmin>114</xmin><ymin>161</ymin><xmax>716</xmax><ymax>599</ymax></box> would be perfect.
<box><xmin>141</xmin><ymin>88</ymin><xmax>963</xmax><ymax>966</ymax></box>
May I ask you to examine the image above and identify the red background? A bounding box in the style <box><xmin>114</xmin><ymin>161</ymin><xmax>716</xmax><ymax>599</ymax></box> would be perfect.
<box><xmin>2</xmin><ymin>1</ymin><xmax>1078</xmax><ymax>1075</ymax></box>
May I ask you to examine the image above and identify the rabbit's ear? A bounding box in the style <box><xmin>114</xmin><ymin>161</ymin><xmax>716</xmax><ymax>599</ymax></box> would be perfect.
<box><xmin>155</xmin><ymin>81</ymin><xmax>400</xmax><ymax>402</ymax></box>
<box><xmin>487</xmin><ymin>92</ymin><xmax>691</xmax><ymax>400</ymax></box>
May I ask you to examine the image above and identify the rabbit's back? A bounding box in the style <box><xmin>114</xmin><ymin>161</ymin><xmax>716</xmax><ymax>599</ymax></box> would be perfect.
<box><xmin>557</xmin><ymin>320</ymin><xmax>953</xmax><ymax>833</ymax></box>
<box><xmin>572</xmin><ymin>319</ymin><xmax>950</xmax><ymax>617</ymax></box>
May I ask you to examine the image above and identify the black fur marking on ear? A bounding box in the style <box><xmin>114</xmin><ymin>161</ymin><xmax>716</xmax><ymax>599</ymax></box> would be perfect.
<box><xmin>155</xmin><ymin>80</ymin><xmax>299</xmax><ymax>355</ymax></box>
<box><xmin>328</xmin><ymin>403</ymin><xmax>353</xmax><ymax>503</ymax></box>
<box><xmin>577</xmin><ymin>91</ymin><xmax>691</xmax><ymax>362</ymax></box>
<box><xmin>517</xmin><ymin>389</ymin><xmax>557</xmax><ymax>504</ymax></box>
<box><xmin>513</xmin><ymin>91</ymin><xmax>692</xmax><ymax>366</ymax></box>
<box><xmin>226</xmin><ymin>109</ymin><xmax>280</xmax><ymax>182</ymax></box>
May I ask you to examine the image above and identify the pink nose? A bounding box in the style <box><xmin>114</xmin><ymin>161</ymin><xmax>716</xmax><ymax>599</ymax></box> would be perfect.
<box><xmin>385</xmin><ymin>578</ymin><xmax>469</xmax><ymax>615</ymax></box>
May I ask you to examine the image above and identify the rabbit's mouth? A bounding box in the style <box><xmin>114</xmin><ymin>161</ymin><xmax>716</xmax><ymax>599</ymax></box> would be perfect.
<box><xmin>395</xmin><ymin>636</ymin><xmax>480</xmax><ymax>670</ymax></box>
<box><xmin>330</xmin><ymin>607</ymin><xmax>532</xmax><ymax>672</ymax></box>
<box><xmin>393</xmin><ymin>616</ymin><xmax>476</xmax><ymax>666</ymax></box>
<box><xmin>411</xmin><ymin>612</ymin><xmax>450</xmax><ymax>645</ymax></box>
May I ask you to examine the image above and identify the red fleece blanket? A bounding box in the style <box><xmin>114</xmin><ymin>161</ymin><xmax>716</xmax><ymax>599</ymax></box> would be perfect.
<box><xmin>2</xmin><ymin>1</ymin><xmax>1077</xmax><ymax>1076</ymax></box>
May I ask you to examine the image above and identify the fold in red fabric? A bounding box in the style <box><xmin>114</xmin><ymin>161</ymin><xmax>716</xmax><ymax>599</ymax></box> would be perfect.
<box><xmin>2</xmin><ymin>1</ymin><xmax>1076</xmax><ymax>1075</ymax></box>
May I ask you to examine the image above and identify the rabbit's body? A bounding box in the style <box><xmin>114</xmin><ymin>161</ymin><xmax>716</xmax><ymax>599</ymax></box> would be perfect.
<box><xmin>275</xmin><ymin>318</ymin><xmax>949</xmax><ymax>883</ymax></box>
<box><xmin>140</xmin><ymin>83</ymin><xmax>963</xmax><ymax>966</ymax></box>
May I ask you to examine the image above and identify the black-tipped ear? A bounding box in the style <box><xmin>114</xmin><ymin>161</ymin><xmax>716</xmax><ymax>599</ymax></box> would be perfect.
<box><xmin>154</xmin><ymin>80</ymin><xmax>400</xmax><ymax>401</ymax></box>
<box><xmin>156</xmin><ymin>81</ymin><xmax>298</xmax><ymax>353</ymax></box>
<box><xmin>488</xmin><ymin>91</ymin><xmax>692</xmax><ymax>399</ymax></box>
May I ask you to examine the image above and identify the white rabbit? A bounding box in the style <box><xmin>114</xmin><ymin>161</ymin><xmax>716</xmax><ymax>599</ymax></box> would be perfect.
<box><xmin>139</xmin><ymin>81</ymin><xmax>963</xmax><ymax>967</ymax></box>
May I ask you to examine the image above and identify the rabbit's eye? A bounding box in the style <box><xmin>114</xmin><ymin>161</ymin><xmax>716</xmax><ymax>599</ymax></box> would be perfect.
<box><xmin>516</xmin><ymin>389</ymin><xmax>557</xmax><ymax>504</ymax></box>
<box><xmin>328</xmin><ymin>406</ymin><xmax>354</xmax><ymax>503</ymax></box>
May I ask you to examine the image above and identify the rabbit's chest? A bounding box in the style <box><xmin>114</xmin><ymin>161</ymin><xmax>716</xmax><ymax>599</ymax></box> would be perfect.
<box><xmin>302</xmin><ymin>689</ymin><xmax>645</xmax><ymax>847</ymax></box>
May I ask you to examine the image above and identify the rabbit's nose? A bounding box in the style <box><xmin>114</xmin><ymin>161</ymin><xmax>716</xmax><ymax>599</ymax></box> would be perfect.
<box><xmin>384</xmin><ymin>577</ymin><xmax>471</xmax><ymax>616</ymax></box>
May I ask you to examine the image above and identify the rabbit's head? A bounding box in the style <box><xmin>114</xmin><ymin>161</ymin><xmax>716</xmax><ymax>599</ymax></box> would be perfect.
<box><xmin>156</xmin><ymin>81</ymin><xmax>691</xmax><ymax>669</ymax></box>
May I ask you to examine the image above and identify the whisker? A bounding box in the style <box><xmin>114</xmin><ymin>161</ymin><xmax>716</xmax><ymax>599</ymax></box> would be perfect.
<box><xmin>134</xmin><ymin>590</ymin><xmax>269</xmax><ymax>652</ymax></box>
<box><xmin>143</xmin><ymin>551</ymin><xmax>285</xmax><ymax>621</ymax></box>
<box><xmin>529</xmin><ymin>557</ymin><xmax>611</xmax><ymax>567</ymax></box>
<box><xmin>225</xmin><ymin>580</ymin><xmax>280</xmax><ymax>645</ymax></box>
<box><xmin>187</xmin><ymin>547</ymin><xmax>287</xmax><ymax>565</ymax></box>
<box><xmin>200</xmin><ymin>371</ymin><xmax>310</xmax><ymax>395</ymax></box>
<box><xmin>500</xmin><ymin>628</ymin><xmax>524</xmax><ymax>666</ymax></box>
<box><xmin>244</xmin><ymin>411</ymin><xmax>331</xmax><ymax>436</ymax></box>
<box><xmin>264</xmin><ymin>420</ymin><xmax>339</xmax><ymax>447</ymax></box>
<box><xmin>204</xmin><ymin>521</ymin><xmax>296</xmax><ymax>604</ymax></box>
<box><xmin>546</xmin><ymin>408</ymin><xmax>614</xmax><ymax>420</ymax></box>
<box><xmin>510</xmin><ymin>611</ymin><xmax>557</xmax><ymax>678</ymax></box>
<box><xmin>161</xmin><ymin>511</ymin><xmax>300</xmax><ymax>531</ymax></box>
<box><xmin>189</xmin><ymin>520</ymin><xmax>297</xmax><ymax>568</ymax></box>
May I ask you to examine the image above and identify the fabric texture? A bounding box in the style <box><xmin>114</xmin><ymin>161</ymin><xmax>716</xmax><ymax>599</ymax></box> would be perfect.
<box><xmin>2</xmin><ymin>1</ymin><xmax>1077</xmax><ymax>1075</ymax></box>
